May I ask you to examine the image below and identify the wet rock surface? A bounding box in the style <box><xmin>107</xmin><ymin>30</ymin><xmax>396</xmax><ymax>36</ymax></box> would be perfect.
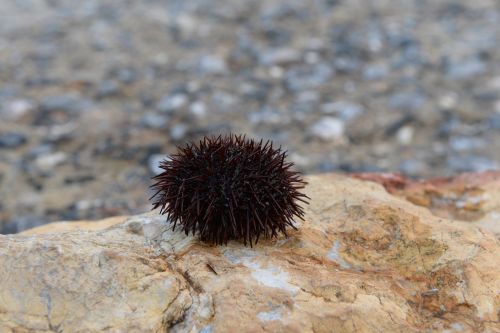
<box><xmin>0</xmin><ymin>173</ymin><xmax>499</xmax><ymax>332</ymax></box>
<box><xmin>1</xmin><ymin>0</ymin><xmax>500</xmax><ymax>230</ymax></box>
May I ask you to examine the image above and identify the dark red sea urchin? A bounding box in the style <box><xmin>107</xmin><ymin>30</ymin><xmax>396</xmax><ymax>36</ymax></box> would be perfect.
<box><xmin>150</xmin><ymin>134</ymin><xmax>309</xmax><ymax>246</ymax></box>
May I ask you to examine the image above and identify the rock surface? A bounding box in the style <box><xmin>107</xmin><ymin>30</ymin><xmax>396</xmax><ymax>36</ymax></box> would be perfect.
<box><xmin>1</xmin><ymin>173</ymin><xmax>499</xmax><ymax>332</ymax></box>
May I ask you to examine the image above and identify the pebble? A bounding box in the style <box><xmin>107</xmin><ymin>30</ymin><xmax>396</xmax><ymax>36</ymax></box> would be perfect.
<box><xmin>259</xmin><ymin>48</ymin><xmax>301</xmax><ymax>66</ymax></box>
<box><xmin>170</xmin><ymin>124</ymin><xmax>188</xmax><ymax>140</ymax></box>
<box><xmin>399</xmin><ymin>159</ymin><xmax>425</xmax><ymax>176</ymax></box>
<box><xmin>286</xmin><ymin>63</ymin><xmax>334</xmax><ymax>91</ymax></box>
<box><xmin>309</xmin><ymin>117</ymin><xmax>345</xmax><ymax>141</ymax></box>
<box><xmin>198</xmin><ymin>55</ymin><xmax>228</xmax><ymax>75</ymax></box>
<box><xmin>320</xmin><ymin>101</ymin><xmax>364</xmax><ymax>120</ymax></box>
<box><xmin>157</xmin><ymin>94</ymin><xmax>188</xmax><ymax>113</ymax></box>
<box><xmin>0</xmin><ymin>132</ymin><xmax>27</xmax><ymax>148</ymax></box>
<box><xmin>189</xmin><ymin>101</ymin><xmax>207</xmax><ymax>118</ymax></box>
<box><xmin>334</xmin><ymin>57</ymin><xmax>360</xmax><ymax>73</ymax></box>
<box><xmin>446</xmin><ymin>57</ymin><xmax>487</xmax><ymax>80</ymax></box>
<box><xmin>396</xmin><ymin>126</ymin><xmax>414</xmax><ymax>145</ymax></box>
<box><xmin>363</xmin><ymin>63</ymin><xmax>389</xmax><ymax>80</ymax></box>
<box><xmin>447</xmin><ymin>155</ymin><xmax>498</xmax><ymax>173</ymax></box>
<box><xmin>148</xmin><ymin>154</ymin><xmax>170</xmax><ymax>175</ymax></box>
<box><xmin>249</xmin><ymin>107</ymin><xmax>284</xmax><ymax>125</ymax></box>
<box><xmin>34</xmin><ymin>152</ymin><xmax>67</xmax><ymax>172</ymax></box>
<box><xmin>0</xmin><ymin>99</ymin><xmax>34</xmax><ymax>120</ymax></box>
<box><xmin>40</xmin><ymin>95</ymin><xmax>94</xmax><ymax>114</ymax></box>
<box><xmin>96</xmin><ymin>80</ymin><xmax>120</xmax><ymax>98</ymax></box>
<box><xmin>1</xmin><ymin>215</ymin><xmax>47</xmax><ymax>234</ymax></box>
<box><xmin>489</xmin><ymin>114</ymin><xmax>500</xmax><ymax>129</ymax></box>
<box><xmin>449</xmin><ymin>136</ymin><xmax>486</xmax><ymax>151</ymax></box>
<box><xmin>140</xmin><ymin>112</ymin><xmax>168</xmax><ymax>129</ymax></box>
<box><xmin>389</xmin><ymin>92</ymin><xmax>425</xmax><ymax>111</ymax></box>
<box><xmin>44</xmin><ymin>123</ymin><xmax>77</xmax><ymax>143</ymax></box>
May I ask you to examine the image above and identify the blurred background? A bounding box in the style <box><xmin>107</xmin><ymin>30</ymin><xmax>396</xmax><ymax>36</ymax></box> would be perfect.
<box><xmin>0</xmin><ymin>0</ymin><xmax>499</xmax><ymax>233</ymax></box>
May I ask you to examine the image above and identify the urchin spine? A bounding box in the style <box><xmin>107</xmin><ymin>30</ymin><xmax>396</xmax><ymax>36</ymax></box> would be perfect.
<box><xmin>150</xmin><ymin>134</ymin><xmax>309</xmax><ymax>246</ymax></box>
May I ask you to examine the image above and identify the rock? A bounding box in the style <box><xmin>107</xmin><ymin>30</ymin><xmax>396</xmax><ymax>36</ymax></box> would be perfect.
<box><xmin>198</xmin><ymin>55</ymin><xmax>228</xmax><ymax>75</ymax></box>
<box><xmin>0</xmin><ymin>215</ymin><xmax>48</xmax><ymax>234</ymax></box>
<box><xmin>20</xmin><ymin>216</ymin><xmax>127</xmax><ymax>235</ymax></box>
<box><xmin>396</xmin><ymin>125</ymin><xmax>414</xmax><ymax>145</ymax></box>
<box><xmin>489</xmin><ymin>114</ymin><xmax>500</xmax><ymax>130</ymax></box>
<box><xmin>1</xmin><ymin>173</ymin><xmax>499</xmax><ymax>332</ymax></box>
<box><xmin>34</xmin><ymin>151</ymin><xmax>67</xmax><ymax>172</ymax></box>
<box><xmin>148</xmin><ymin>154</ymin><xmax>170</xmax><ymax>175</ymax></box>
<box><xmin>320</xmin><ymin>101</ymin><xmax>364</xmax><ymax>120</ymax></box>
<box><xmin>399</xmin><ymin>159</ymin><xmax>425</xmax><ymax>176</ymax></box>
<box><xmin>170</xmin><ymin>124</ymin><xmax>188</xmax><ymax>141</ymax></box>
<box><xmin>389</xmin><ymin>91</ymin><xmax>425</xmax><ymax>111</ymax></box>
<box><xmin>0</xmin><ymin>132</ymin><xmax>27</xmax><ymax>148</ymax></box>
<box><xmin>40</xmin><ymin>94</ymin><xmax>94</xmax><ymax>114</ymax></box>
<box><xmin>363</xmin><ymin>63</ymin><xmax>388</xmax><ymax>80</ymax></box>
<box><xmin>286</xmin><ymin>63</ymin><xmax>334</xmax><ymax>91</ymax></box>
<box><xmin>446</xmin><ymin>57</ymin><xmax>487</xmax><ymax>80</ymax></box>
<box><xmin>0</xmin><ymin>99</ymin><xmax>34</xmax><ymax>120</ymax></box>
<box><xmin>449</xmin><ymin>136</ymin><xmax>486</xmax><ymax>151</ymax></box>
<box><xmin>96</xmin><ymin>80</ymin><xmax>121</xmax><ymax>98</ymax></box>
<box><xmin>259</xmin><ymin>48</ymin><xmax>301</xmax><ymax>66</ymax></box>
<box><xmin>309</xmin><ymin>117</ymin><xmax>345</xmax><ymax>141</ymax></box>
<box><xmin>189</xmin><ymin>101</ymin><xmax>207</xmax><ymax>118</ymax></box>
<box><xmin>44</xmin><ymin>122</ymin><xmax>78</xmax><ymax>143</ymax></box>
<box><xmin>141</xmin><ymin>112</ymin><xmax>169</xmax><ymax>129</ymax></box>
<box><xmin>447</xmin><ymin>155</ymin><xmax>498</xmax><ymax>173</ymax></box>
<box><xmin>249</xmin><ymin>107</ymin><xmax>285</xmax><ymax>125</ymax></box>
<box><xmin>157</xmin><ymin>94</ymin><xmax>188</xmax><ymax>113</ymax></box>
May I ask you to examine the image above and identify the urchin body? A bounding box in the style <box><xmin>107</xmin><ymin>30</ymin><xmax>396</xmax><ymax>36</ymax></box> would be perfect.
<box><xmin>150</xmin><ymin>134</ymin><xmax>308</xmax><ymax>246</ymax></box>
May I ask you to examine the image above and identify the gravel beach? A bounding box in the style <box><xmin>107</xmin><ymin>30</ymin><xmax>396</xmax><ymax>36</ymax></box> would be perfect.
<box><xmin>1</xmin><ymin>0</ymin><xmax>499</xmax><ymax>232</ymax></box>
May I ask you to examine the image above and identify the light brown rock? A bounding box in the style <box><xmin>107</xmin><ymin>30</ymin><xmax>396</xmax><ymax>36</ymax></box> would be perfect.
<box><xmin>19</xmin><ymin>216</ymin><xmax>128</xmax><ymax>236</ymax></box>
<box><xmin>0</xmin><ymin>173</ymin><xmax>499</xmax><ymax>332</ymax></box>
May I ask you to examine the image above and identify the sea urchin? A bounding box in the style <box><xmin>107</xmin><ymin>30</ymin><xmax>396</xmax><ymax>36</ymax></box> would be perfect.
<box><xmin>150</xmin><ymin>134</ymin><xmax>309</xmax><ymax>246</ymax></box>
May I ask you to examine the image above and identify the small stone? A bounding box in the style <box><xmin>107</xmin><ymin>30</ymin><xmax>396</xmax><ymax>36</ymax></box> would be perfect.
<box><xmin>1</xmin><ymin>215</ymin><xmax>47</xmax><ymax>234</ymax></box>
<box><xmin>321</xmin><ymin>101</ymin><xmax>364</xmax><ymax>120</ymax></box>
<box><xmin>97</xmin><ymin>80</ymin><xmax>120</xmax><ymax>98</ymax></box>
<box><xmin>396</xmin><ymin>126</ymin><xmax>414</xmax><ymax>145</ymax></box>
<box><xmin>115</xmin><ymin>67</ymin><xmax>136</xmax><ymax>83</ymax></box>
<box><xmin>259</xmin><ymin>48</ymin><xmax>301</xmax><ymax>66</ymax></box>
<box><xmin>249</xmin><ymin>107</ymin><xmax>284</xmax><ymax>125</ymax></box>
<box><xmin>310</xmin><ymin>117</ymin><xmax>345</xmax><ymax>141</ymax></box>
<box><xmin>0</xmin><ymin>99</ymin><xmax>34</xmax><ymax>120</ymax></box>
<box><xmin>45</xmin><ymin>123</ymin><xmax>77</xmax><ymax>143</ymax></box>
<box><xmin>0</xmin><ymin>132</ymin><xmax>27</xmax><ymax>148</ymax></box>
<box><xmin>494</xmin><ymin>100</ymin><xmax>500</xmax><ymax>114</ymax></box>
<box><xmin>389</xmin><ymin>92</ymin><xmax>425</xmax><ymax>111</ymax></box>
<box><xmin>198</xmin><ymin>55</ymin><xmax>228</xmax><ymax>75</ymax></box>
<box><xmin>141</xmin><ymin>112</ymin><xmax>168</xmax><ymax>129</ymax></box>
<box><xmin>446</xmin><ymin>57</ymin><xmax>487</xmax><ymax>80</ymax></box>
<box><xmin>286</xmin><ymin>63</ymin><xmax>334</xmax><ymax>91</ymax></box>
<box><xmin>489</xmin><ymin>114</ymin><xmax>500</xmax><ymax>129</ymax></box>
<box><xmin>157</xmin><ymin>94</ymin><xmax>188</xmax><ymax>113</ymax></box>
<box><xmin>447</xmin><ymin>155</ymin><xmax>498</xmax><ymax>172</ymax></box>
<box><xmin>363</xmin><ymin>63</ymin><xmax>388</xmax><ymax>80</ymax></box>
<box><xmin>40</xmin><ymin>94</ymin><xmax>94</xmax><ymax>114</ymax></box>
<box><xmin>449</xmin><ymin>136</ymin><xmax>486</xmax><ymax>151</ymax></box>
<box><xmin>399</xmin><ymin>159</ymin><xmax>425</xmax><ymax>176</ymax></box>
<box><xmin>189</xmin><ymin>102</ymin><xmax>207</xmax><ymax>118</ymax></box>
<box><xmin>34</xmin><ymin>152</ymin><xmax>67</xmax><ymax>172</ymax></box>
<box><xmin>438</xmin><ymin>93</ymin><xmax>458</xmax><ymax>110</ymax></box>
<box><xmin>170</xmin><ymin>124</ymin><xmax>188</xmax><ymax>140</ymax></box>
<box><xmin>212</xmin><ymin>91</ymin><xmax>237</xmax><ymax>110</ymax></box>
<box><xmin>334</xmin><ymin>57</ymin><xmax>360</xmax><ymax>73</ymax></box>
<box><xmin>148</xmin><ymin>154</ymin><xmax>171</xmax><ymax>175</ymax></box>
